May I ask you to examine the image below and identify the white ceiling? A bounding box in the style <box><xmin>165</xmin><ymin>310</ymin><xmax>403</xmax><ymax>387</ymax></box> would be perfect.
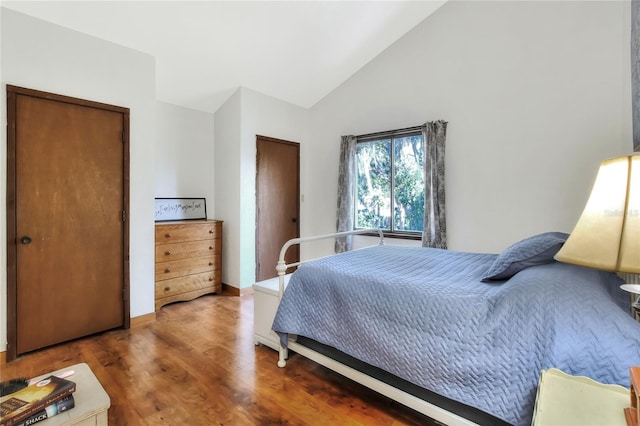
<box><xmin>1</xmin><ymin>1</ymin><xmax>446</xmax><ymax>113</ymax></box>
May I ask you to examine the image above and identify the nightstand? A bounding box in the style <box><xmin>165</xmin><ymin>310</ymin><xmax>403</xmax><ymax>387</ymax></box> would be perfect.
<box><xmin>532</xmin><ymin>368</ymin><xmax>628</xmax><ymax>425</ymax></box>
<box><xmin>30</xmin><ymin>363</ymin><xmax>110</xmax><ymax>425</ymax></box>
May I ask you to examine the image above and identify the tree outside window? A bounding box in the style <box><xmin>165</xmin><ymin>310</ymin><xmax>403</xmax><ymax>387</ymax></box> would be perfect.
<box><xmin>355</xmin><ymin>132</ymin><xmax>424</xmax><ymax>235</ymax></box>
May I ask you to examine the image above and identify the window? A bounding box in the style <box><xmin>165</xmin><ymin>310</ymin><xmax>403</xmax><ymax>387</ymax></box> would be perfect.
<box><xmin>355</xmin><ymin>128</ymin><xmax>424</xmax><ymax>237</ymax></box>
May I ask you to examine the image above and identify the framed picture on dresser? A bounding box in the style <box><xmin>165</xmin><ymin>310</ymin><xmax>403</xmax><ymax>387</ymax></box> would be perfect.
<box><xmin>154</xmin><ymin>197</ymin><xmax>207</xmax><ymax>222</ymax></box>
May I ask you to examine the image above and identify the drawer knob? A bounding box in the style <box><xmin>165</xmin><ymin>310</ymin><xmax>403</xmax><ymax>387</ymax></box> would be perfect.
<box><xmin>209</xmin><ymin>229</ymin><xmax>214</xmax><ymax>234</ymax></box>
<box><xmin>165</xmin><ymin>267</ymin><xmax>171</xmax><ymax>273</ymax></box>
<box><xmin>165</xmin><ymin>233</ymin><xmax>171</xmax><ymax>238</ymax></box>
<box><xmin>209</xmin><ymin>262</ymin><xmax>213</xmax><ymax>266</ymax></box>
<box><xmin>209</xmin><ymin>246</ymin><xmax>213</xmax><ymax>250</ymax></box>
<box><xmin>164</xmin><ymin>286</ymin><xmax>170</xmax><ymax>292</ymax></box>
<box><xmin>209</xmin><ymin>277</ymin><xmax>214</xmax><ymax>282</ymax></box>
<box><xmin>165</xmin><ymin>250</ymin><xmax>172</xmax><ymax>255</ymax></box>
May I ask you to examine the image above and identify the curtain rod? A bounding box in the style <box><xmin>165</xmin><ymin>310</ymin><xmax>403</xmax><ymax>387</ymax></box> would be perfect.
<box><xmin>356</xmin><ymin>124</ymin><xmax>424</xmax><ymax>140</ymax></box>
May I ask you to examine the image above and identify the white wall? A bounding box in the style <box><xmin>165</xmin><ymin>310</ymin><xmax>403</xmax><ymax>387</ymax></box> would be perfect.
<box><xmin>214</xmin><ymin>90</ymin><xmax>242</xmax><ymax>288</ymax></box>
<box><xmin>306</xmin><ymin>0</ymin><xmax>632</xmax><ymax>258</ymax></box>
<box><xmin>155</xmin><ymin>101</ymin><xmax>215</xmax><ymax>215</ymax></box>
<box><xmin>214</xmin><ymin>87</ymin><xmax>309</xmax><ymax>290</ymax></box>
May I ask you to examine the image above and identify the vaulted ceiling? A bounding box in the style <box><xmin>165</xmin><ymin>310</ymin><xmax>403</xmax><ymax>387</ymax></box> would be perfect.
<box><xmin>2</xmin><ymin>1</ymin><xmax>446</xmax><ymax>113</ymax></box>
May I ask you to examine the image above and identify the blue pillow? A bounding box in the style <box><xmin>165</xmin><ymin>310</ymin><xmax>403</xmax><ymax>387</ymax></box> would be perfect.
<box><xmin>481</xmin><ymin>232</ymin><xmax>569</xmax><ymax>282</ymax></box>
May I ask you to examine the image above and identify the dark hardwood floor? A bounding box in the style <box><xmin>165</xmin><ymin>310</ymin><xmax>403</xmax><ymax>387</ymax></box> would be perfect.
<box><xmin>1</xmin><ymin>294</ymin><xmax>439</xmax><ymax>425</ymax></box>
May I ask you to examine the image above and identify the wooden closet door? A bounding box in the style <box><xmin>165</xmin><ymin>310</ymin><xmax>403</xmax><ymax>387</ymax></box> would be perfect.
<box><xmin>7</xmin><ymin>86</ymin><xmax>130</xmax><ymax>359</ymax></box>
<box><xmin>255</xmin><ymin>136</ymin><xmax>300</xmax><ymax>282</ymax></box>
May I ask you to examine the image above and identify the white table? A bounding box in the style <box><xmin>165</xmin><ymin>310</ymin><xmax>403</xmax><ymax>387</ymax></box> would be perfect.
<box><xmin>532</xmin><ymin>368</ymin><xmax>629</xmax><ymax>426</ymax></box>
<box><xmin>31</xmin><ymin>363</ymin><xmax>110</xmax><ymax>426</ymax></box>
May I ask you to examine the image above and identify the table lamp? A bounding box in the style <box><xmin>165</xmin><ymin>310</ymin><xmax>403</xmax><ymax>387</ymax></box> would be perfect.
<box><xmin>554</xmin><ymin>154</ymin><xmax>640</xmax><ymax>306</ymax></box>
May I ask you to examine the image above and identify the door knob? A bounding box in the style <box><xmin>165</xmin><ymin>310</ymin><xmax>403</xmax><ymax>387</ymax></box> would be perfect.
<box><xmin>21</xmin><ymin>236</ymin><xmax>32</xmax><ymax>244</ymax></box>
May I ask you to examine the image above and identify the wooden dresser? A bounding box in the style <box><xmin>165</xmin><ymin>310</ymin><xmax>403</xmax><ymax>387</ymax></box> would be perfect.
<box><xmin>155</xmin><ymin>220</ymin><xmax>222</xmax><ymax>310</ymax></box>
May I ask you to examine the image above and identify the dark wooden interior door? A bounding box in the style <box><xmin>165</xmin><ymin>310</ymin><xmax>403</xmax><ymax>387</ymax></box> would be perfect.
<box><xmin>256</xmin><ymin>136</ymin><xmax>300</xmax><ymax>282</ymax></box>
<box><xmin>6</xmin><ymin>86</ymin><xmax>130</xmax><ymax>360</ymax></box>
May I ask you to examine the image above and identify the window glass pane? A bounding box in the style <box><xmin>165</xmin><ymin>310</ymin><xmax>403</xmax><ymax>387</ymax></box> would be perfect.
<box><xmin>356</xmin><ymin>139</ymin><xmax>391</xmax><ymax>229</ymax></box>
<box><xmin>393</xmin><ymin>135</ymin><xmax>424</xmax><ymax>232</ymax></box>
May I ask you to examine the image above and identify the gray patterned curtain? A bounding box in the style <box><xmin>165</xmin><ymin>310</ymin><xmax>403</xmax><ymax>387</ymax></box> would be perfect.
<box><xmin>633</xmin><ymin>0</ymin><xmax>639</xmax><ymax>152</ymax></box>
<box><xmin>421</xmin><ymin>121</ymin><xmax>448</xmax><ymax>249</ymax></box>
<box><xmin>335</xmin><ymin>135</ymin><xmax>357</xmax><ymax>253</ymax></box>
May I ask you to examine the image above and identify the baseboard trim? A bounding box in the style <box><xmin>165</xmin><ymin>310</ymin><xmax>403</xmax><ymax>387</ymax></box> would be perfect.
<box><xmin>131</xmin><ymin>312</ymin><xmax>156</xmax><ymax>327</ymax></box>
<box><xmin>222</xmin><ymin>283</ymin><xmax>253</xmax><ymax>297</ymax></box>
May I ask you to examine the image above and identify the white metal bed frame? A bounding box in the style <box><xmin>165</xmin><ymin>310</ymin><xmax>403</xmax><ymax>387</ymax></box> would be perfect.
<box><xmin>273</xmin><ymin>229</ymin><xmax>478</xmax><ymax>426</ymax></box>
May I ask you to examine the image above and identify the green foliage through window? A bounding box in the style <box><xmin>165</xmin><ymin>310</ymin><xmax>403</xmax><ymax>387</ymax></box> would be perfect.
<box><xmin>355</xmin><ymin>132</ymin><xmax>424</xmax><ymax>233</ymax></box>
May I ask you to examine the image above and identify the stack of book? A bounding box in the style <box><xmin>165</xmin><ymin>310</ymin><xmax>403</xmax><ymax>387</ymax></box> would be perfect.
<box><xmin>0</xmin><ymin>375</ymin><xmax>76</xmax><ymax>426</ymax></box>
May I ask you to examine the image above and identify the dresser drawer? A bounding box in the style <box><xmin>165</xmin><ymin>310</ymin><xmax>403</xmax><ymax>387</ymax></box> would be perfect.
<box><xmin>155</xmin><ymin>238</ymin><xmax>221</xmax><ymax>262</ymax></box>
<box><xmin>155</xmin><ymin>271</ymin><xmax>220</xmax><ymax>299</ymax></box>
<box><xmin>155</xmin><ymin>255</ymin><xmax>221</xmax><ymax>281</ymax></box>
<box><xmin>155</xmin><ymin>221</ymin><xmax>221</xmax><ymax>243</ymax></box>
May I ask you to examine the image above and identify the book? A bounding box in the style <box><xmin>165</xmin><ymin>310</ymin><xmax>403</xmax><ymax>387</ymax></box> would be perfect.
<box><xmin>15</xmin><ymin>395</ymin><xmax>75</xmax><ymax>426</ymax></box>
<box><xmin>0</xmin><ymin>376</ymin><xmax>76</xmax><ymax>426</ymax></box>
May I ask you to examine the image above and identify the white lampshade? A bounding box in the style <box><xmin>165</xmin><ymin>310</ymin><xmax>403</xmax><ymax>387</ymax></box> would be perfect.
<box><xmin>554</xmin><ymin>155</ymin><xmax>640</xmax><ymax>273</ymax></box>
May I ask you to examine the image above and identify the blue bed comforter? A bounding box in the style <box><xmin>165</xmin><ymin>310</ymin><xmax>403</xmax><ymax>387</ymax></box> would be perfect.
<box><xmin>272</xmin><ymin>245</ymin><xmax>640</xmax><ymax>425</ymax></box>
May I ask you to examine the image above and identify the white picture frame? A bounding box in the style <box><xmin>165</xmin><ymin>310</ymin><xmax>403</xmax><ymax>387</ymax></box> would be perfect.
<box><xmin>154</xmin><ymin>198</ymin><xmax>207</xmax><ymax>222</ymax></box>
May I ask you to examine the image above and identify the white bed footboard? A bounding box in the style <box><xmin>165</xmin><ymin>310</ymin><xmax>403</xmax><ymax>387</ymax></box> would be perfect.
<box><xmin>275</xmin><ymin>229</ymin><xmax>384</xmax><ymax>366</ymax></box>
<box><xmin>275</xmin><ymin>228</ymin><xmax>384</xmax><ymax>300</ymax></box>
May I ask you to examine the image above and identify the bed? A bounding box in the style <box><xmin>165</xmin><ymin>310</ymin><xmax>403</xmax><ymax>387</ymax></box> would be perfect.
<box><xmin>271</xmin><ymin>230</ymin><xmax>640</xmax><ymax>426</ymax></box>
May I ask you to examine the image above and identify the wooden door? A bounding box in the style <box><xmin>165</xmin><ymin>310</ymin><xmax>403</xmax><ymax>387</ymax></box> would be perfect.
<box><xmin>255</xmin><ymin>136</ymin><xmax>300</xmax><ymax>282</ymax></box>
<box><xmin>6</xmin><ymin>86</ymin><xmax>130</xmax><ymax>360</ymax></box>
